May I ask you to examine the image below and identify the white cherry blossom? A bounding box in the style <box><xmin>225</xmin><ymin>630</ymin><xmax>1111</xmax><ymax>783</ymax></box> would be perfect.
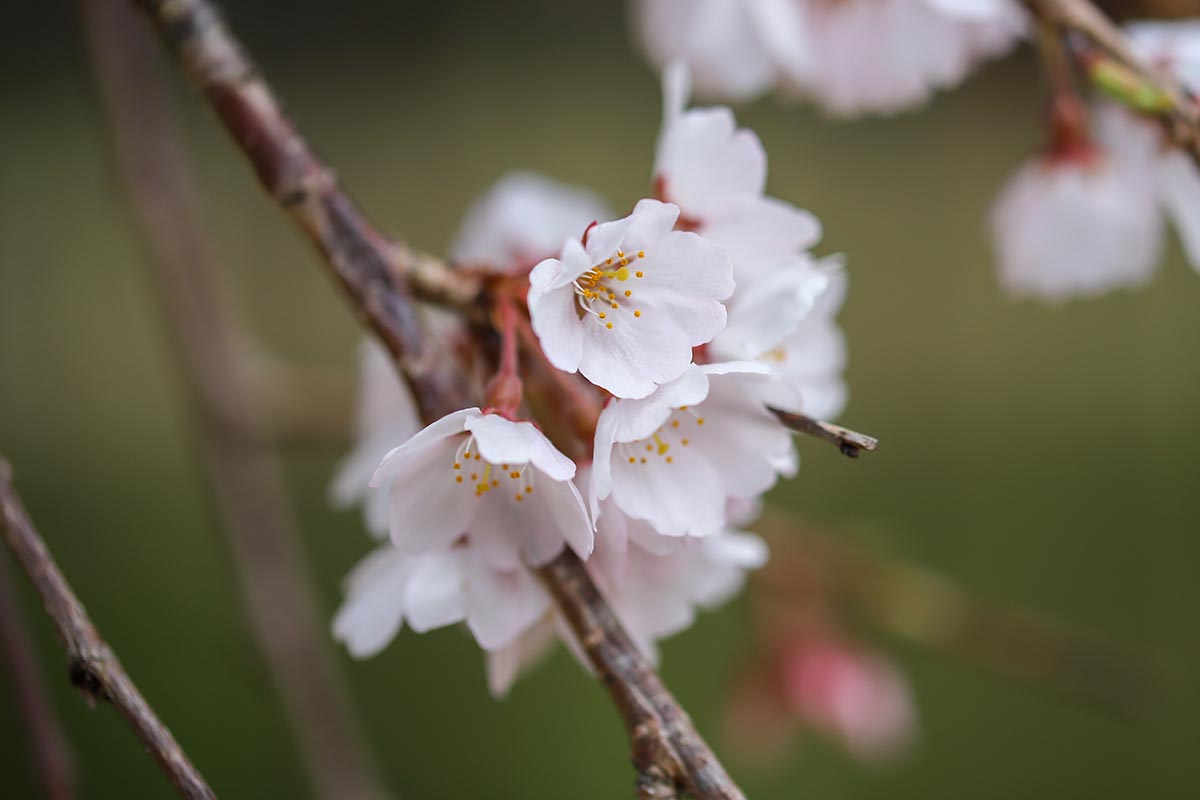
<box><xmin>330</xmin><ymin>340</ymin><xmax>423</xmax><ymax>537</ymax></box>
<box><xmin>592</xmin><ymin>363</ymin><xmax>796</xmax><ymax>538</ymax></box>
<box><xmin>450</xmin><ymin>171</ymin><xmax>613</xmax><ymax>274</ymax></box>
<box><xmin>711</xmin><ymin>255</ymin><xmax>849</xmax><ymax>420</ymax></box>
<box><xmin>332</xmin><ymin>543</ymin><xmax>551</xmax><ymax>658</ymax></box>
<box><xmin>654</xmin><ymin>64</ymin><xmax>821</xmax><ymax>284</ymax></box>
<box><xmin>990</xmin><ymin>135</ymin><xmax>1162</xmax><ymax>302</ymax></box>
<box><xmin>634</xmin><ymin>0</ymin><xmax>1024</xmax><ymax>117</ymax></box>
<box><xmin>527</xmin><ymin>198</ymin><xmax>734</xmax><ymax>399</ymax></box>
<box><xmin>371</xmin><ymin>408</ymin><xmax>593</xmax><ymax>567</ymax></box>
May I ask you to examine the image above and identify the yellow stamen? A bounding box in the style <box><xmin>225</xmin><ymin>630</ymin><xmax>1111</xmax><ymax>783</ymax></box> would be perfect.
<box><xmin>634</xmin><ymin>310</ymin><xmax>641</xmax><ymax>318</ymax></box>
<box><xmin>652</xmin><ymin>433</ymin><xmax>669</xmax><ymax>455</ymax></box>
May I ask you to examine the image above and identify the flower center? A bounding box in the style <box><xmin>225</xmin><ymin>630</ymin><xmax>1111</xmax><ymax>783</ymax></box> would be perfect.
<box><xmin>573</xmin><ymin>249</ymin><xmax>647</xmax><ymax>330</ymax></box>
<box><xmin>617</xmin><ymin>406</ymin><xmax>706</xmax><ymax>466</ymax></box>
<box><xmin>451</xmin><ymin>435</ymin><xmax>535</xmax><ymax>502</ymax></box>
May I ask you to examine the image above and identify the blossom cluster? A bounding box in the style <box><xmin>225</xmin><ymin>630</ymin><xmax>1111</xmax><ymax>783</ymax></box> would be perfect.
<box><xmin>330</xmin><ymin>67</ymin><xmax>849</xmax><ymax>696</ymax></box>
<box><xmin>991</xmin><ymin>21</ymin><xmax>1200</xmax><ymax>301</ymax></box>
<box><xmin>634</xmin><ymin>0</ymin><xmax>1025</xmax><ymax>116</ymax></box>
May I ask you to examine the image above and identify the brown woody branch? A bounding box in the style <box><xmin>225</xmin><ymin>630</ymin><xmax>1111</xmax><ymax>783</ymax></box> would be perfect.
<box><xmin>540</xmin><ymin>551</ymin><xmax>746</xmax><ymax>800</ymax></box>
<box><xmin>771</xmin><ymin>408</ymin><xmax>878</xmax><ymax>459</ymax></box>
<box><xmin>130</xmin><ymin>0</ymin><xmax>479</xmax><ymax>424</ymax></box>
<box><xmin>1023</xmin><ymin>0</ymin><xmax>1200</xmax><ymax>165</ymax></box>
<box><xmin>0</xmin><ymin>547</ymin><xmax>76</xmax><ymax>800</ymax></box>
<box><xmin>0</xmin><ymin>460</ymin><xmax>216</xmax><ymax>800</ymax></box>
<box><xmin>128</xmin><ymin>0</ymin><xmax>743</xmax><ymax>797</ymax></box>
<box><xmin>83</xmin><ymin>4</ymin><xmax>389</xmax><ymax>799</ymax></box>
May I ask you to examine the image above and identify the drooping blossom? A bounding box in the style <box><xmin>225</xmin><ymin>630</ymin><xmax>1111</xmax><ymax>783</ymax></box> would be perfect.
<box><xmin>654</xmin><ymin>63</ymin><xmax>821</xmax><ymax>285</ymax></box>
<box><xmin>450</xmin><ymin>171</ymin><xmax>613</xmax><ymax>274</ymax></box>
<box><xmin>710</xmin><ymin>255</ymin><xmax>849</xmax><ymax>420</ymax></box>
<box><xmin>1090</xmin><ymin>22</ymin><xmax>1200</xmax><ymax>272</ymax></box>
<box><xmin>592</xmin><ymin>363</ymin><xmax>796</xmax><ymax>538</ymax></box>
<box><xmin>333</xmin><ymin>542</ymin><xmax>551</xmax><ymax>658</ymax></box>
<box><xmin>330</xmin><ymin>340</ymin><xmax>423</xmax><ymax>537</ymax></box>
<box><xmin>371</xmin><ymin>408</ymin><xmax>593</xmax><ymax>567</ymax></box>
<box><xmin>728</xmin><ymin>633</ymin><xmax>918</xmax><ymax>765</ymax></box>
<box><xmin>634</xmin><ymin>0</ymin><xmax>1024</xmax><ymax>117</ymax></box>
<box><xmin>527</xmin><ymin>198</ymin><xmax>735</xmax><ymax>399</ymax></box>
<box><xmin>990</xmin><ymin>97</ymin><xmax>1163</xmax><ymax>301</ymax></box>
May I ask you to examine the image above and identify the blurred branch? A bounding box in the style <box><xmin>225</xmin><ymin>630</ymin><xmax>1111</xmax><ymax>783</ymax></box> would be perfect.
<box><xmin>83</xmin><ymin>5</ymin><xmax>389</xmax><ymax>799</ymax></box>
<box><xmin>127</xmin><ymin>0</ymin><xmax>743</xmax><ymax>797</ymax></box>
<box><xmin>0</xmin><ymin>459</ymin><xmax>216</xmax><ymax>800</ymax></box>
<box><xmin>540</xmin><ymin>551</ymin><xmax>746</xmax><ymax>800</ymax></box>
<box><xmin>1024</xmin><ymin>0</ymin><xmax>1200</xmax><ymax>166</ymax></box>
<box><xmin>755</xmin><ymin>510</ymin><xmax>1170</xmax><ymax>720</ymax></box>
<box><xmin>0</xmin><ymin>546</ymin><xmax>76</xmax><ymax>800</ymax></box>
<box><xmin>771</xmin><ymin>409</ymin><xmax>878</xmax><ymax>459</ymax></box>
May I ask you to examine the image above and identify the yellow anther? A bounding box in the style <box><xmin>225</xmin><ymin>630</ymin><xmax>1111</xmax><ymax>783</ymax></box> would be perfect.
<box><xmin>697</xmin><ymin>418</ymin><xmax>705</xmax><ymax>425</ymax></box>
<box><xmin>645</xmin><ymin>444</ymin><xmax>653</xmax><ymax>452</ymax></box>
<box><xmin>637</xmin><ymin>251</ymin><xmax>645</xmax><ymax>258</ymax></box>
<box><xmin>606</xmin><ymin>322</ymin><xmax>614</xmax><ymax>329</ymax></box>
<box><xmin>453</xmin><ymin>463</ymin><xmax>461</xmax><ymax>469</ymax></box>
<box><xmin>611</xmin><ymin>302</ymin><xmax>619</xmax><ymax>309</ymax></box>
<box><xmin>617</xmin><ymin>249</ymin><xmax>624</xmax><ymax>258</ymax></box>
<box><xmin>455</xmin><ymin>475</ymin><xmax>463</xmax><ymax>483</ymax></box>
<box><xmin>525</xmin><ymin>486</ymin><xmax>532</xmax><ymax>494</ymax></box>
<box><xmin>474</xmin><ymin>453</ymin><xmax>481</xmax><ymax>460</ymax></box>
<box><xmin>635</xmin><ymin>271</ymin><xmax>644</xmax><ymax>278</ymax></box>
<box><xmin>515</xmin><ymin>494</ymin><xmax>523</xmax><ymax>502</ymax></box>
<box><xmin>634</xmin><ymin>310</ymin><xmax>641</xmax><ymax>318</ymax></box>
<box><xmin>624</xmin><ymin>290</ymin><xmax>632</xmax><ymax>297</ymax></box>
<box><xmin>640</xmin><ymin>457</ymin><xmax>647</xmax><ymax>464</ymax></box>
<box><xmin>679</xmin><ymin>406</ymin><xmax>688</xmax><ymax>411</ymax></box>
<box><xmin>620</xmin><ymin>258</ymin><xmax>629</xmax><ymax>267</ymax></box>
<box><xmin>510</xmin><ymin>471</ymin><xmax>520</xmax><ymax>479</ymax></box>
<box><xmin>628</xmin><ymin>456</ymin><xmax>636</xmax><ymax>464</ymax></box>
<box><xmin>671</xmin><ymin>420</ymin><xmax>679</xmax><ymax>428</ymax></box>
<box><xmin>501</xmin><ymin>464</ymin><xmax>508</xmax><ymax>470</ymax></box>
<box><xmin>470</xmin><ymin>473</ymin><xmax>478</xmax><ymax>481</ymax></box>
<box><xmin>681</xmin><ymin>438</ymin><xmax>689</xmax><ymax>446</ymax></box>
<box><xmin>606</xmin><ymin>258</ymin><xmax>613</xmax><ymax>265</ymax></box>
<box><xmin>599</xmin><ymin>312</ymin><xmax>606</xmax><ymax>319</ymax></box>
<box><xmin>666</xmin><ymin>456</ymin><xmax>673</xmax><ymax>464</ymax></box>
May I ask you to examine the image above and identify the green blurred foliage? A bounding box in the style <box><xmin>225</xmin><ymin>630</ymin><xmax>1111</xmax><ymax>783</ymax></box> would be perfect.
<box><xmin>2</xmin><ymin>2</ymin><xmax>1199</xmax><ymax>798</ymax></box>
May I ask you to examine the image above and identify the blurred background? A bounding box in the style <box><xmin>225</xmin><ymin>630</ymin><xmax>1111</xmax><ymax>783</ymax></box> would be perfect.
<box><xmin>3</xmin><ymin>1</ymin><xmax>1200</xmax><ymax>797</ymax></box>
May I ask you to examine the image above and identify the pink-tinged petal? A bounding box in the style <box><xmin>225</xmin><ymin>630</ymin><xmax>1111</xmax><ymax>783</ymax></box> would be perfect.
<box><xmin>527</xmin><ymin>275</ymin><xmax>586</xmax><ymax>375</ymax></box>
<box><xmin>715</xmin><ymin>261</ymin><xmax>827</xmax><ymax>358</ymax></box>
<box><xmin>1158</xmin><ymin>150</ymin><xmax>1200</xmax><ymax>272</ymax></box>
<box><xmin>385</xmin><ymin>437</ymin><xmax>477</xmax><ymax>553</ymax></box>
<box><xmin>600</xmin><ymin>365</ymin><xmax>709</xmax><ymax>448</ymax></box>
<box><xmin>535</xmin><ymin>478</ymin><xmax>594</xmax><ymax>560</ymax></box>
<box><xmin>370</xmin><ymin>408</ymin><xmax>479</xmax><ymax>487</ymax></box>
<box><xmin>576</xmin><ymin>311</ymin><xmax>694</xmax><ymax>399</ymax></box>
<box><xmin>465</xmin><ymin>414</ymin><xmax>577</xmax><ymax>481</ymax></box>
<box><xmin>622</xmin><ymin>199</ymin><xmax>683</xmax><ymax>246</ymax></box>
<box><xmin>638</xmin><ymin>229</ymin><xmax>735</xmax><ymax>301</ymax></box>
<box><xmin>656</xmin><ymin>107</ymin><xmax>767</xmax><ymax>216</ymax></box>
<box><xmin>610</xmin><ymin>446</ymin><xmax>726</xmax><ymax>537</ymax></box>
<box><xmin>583</xmin><ymin>213</ymin><xmax>636</xmax><ymax>264</ymax></box>
<box><xmin>701</xmin><ymin>198</ymin><xmax>823</xmax><ymax>283</ymax></box>
<box><xmin>332</xmin><ymin>546</ymin><xmax>413</xmax><ymax>658</ymax></box>
<box><xmin>486</xmin><ymin>615</ymin><xmax>558</xmax><ymax>698</ymax></box>
<box><xmin>403</xmin><ymin>550</ymin><xmax>468</xmax><ymax>632</ymax></box>
<box><xmin>464</xmin><ymin>560</ymin><xmax>550</xmax><ymax>651</ymax></box>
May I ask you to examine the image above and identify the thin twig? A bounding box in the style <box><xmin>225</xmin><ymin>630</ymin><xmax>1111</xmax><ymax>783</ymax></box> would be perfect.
<box><xmin>0</xmin><ymin>459</ymin><xmax>216</xmax><ymax>800</ymax></box>
<box><xmin>82</xmin><ymin>5</ymin><xmax>389</xmax><ymax>799</ymax></box>
<box><xmin>540</xmin><ymin>550</ymin><xmax>746</xmax><ymax>800</ymax></box>
<box><xmin>0</xmin><ymin>551</ymin><xmax>76</xmax><ymax>800</ymax></box>
<box><xmin>771</xmin><ymin>408</ymin><xmax>878</xmax><ymax>458</ymax></box>
<box><xmin>1023</xmin><ymin>0</ymin><xmax>1200</xmax><ymax>165</ymax></box>
<box><xmin>127</xmin><ymin>0</ymin><xmax>744</xmax><ymax>796</ymax></box>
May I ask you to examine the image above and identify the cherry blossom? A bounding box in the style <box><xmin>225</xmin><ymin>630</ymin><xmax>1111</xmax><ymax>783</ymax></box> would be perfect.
<box><xmin>634</xmin><ymin>0</ymin><xmax>1024</xmax><ymax>116</ymax></box>
<box><xmin>332</xmin><ymin>543</ymin><xmax>551</xmax><ymax>657</ymax></box>
<box><xmin>710</xmin><ymin>255</ymin><xmax>849</xmax><ymax>420</ymax></box>
<box><xmin>654</xmin><ymin>64</ymin><xmax>821</xmax><ymax>285</ymax></box>
<box><xmin>527</xmin><ymin>198</ymin><xmax>734</xmax><ymax>399</ymax></box>
<box><xmin>450</xmin><ymin>171</ymin><xmax>612</xmax><ymax>274</ymax></box>
<box><xmin>371</xmin><ymin>408</ymin><xmax>593</xmax><ymax>567</ymax></box>
<box><xmin>592</xmin><ymin>363</ymin><xmax>796</xmax><ymax>538</ymax></box>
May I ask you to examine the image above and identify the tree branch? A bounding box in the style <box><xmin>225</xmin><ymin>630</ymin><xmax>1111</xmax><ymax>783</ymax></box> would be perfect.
<box><xmin>130</xmin><ymin>0</ymin><xmax>478</xmax><ymax>424</ymax></box>
<box><xmin>0</xmin><ymin>549</ymin><xmax>76</xmax><ymax>800</ymax></box>
<box><xmin>82</xmin><ymin>5</ymin><xmax>390</xmax><ymax>799</ymax></box>
<box><xmin>540</xmin><ymin>551</ymin><xmax>746</xmax><ymax>800</ymax></box>
<box><xmin>771</xmin><ymin>408</ymin><xmax>878</xmax><ymax>459</ymax></box>
<box><xmin>1023</xmin><ymin>0</ymin><xmax>1200</xmax><ymax>165</ymax></box>
<box><xmin>0</xmin><ymin>460</ymin><xmax>216</xmax><ymax>800</ymax></box>
<box><xmin>127</xmin><ymin>0</ymin><xmax>744</xmax><ymax>796</ymax></box>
